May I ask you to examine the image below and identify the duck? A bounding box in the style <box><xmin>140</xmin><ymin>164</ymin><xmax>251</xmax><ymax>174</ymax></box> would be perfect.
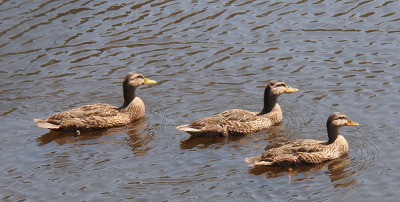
<box><xmin>245</xmin><ymin>112</ymin><xmax>359</xmax><ymax>167</ymax></box>
<box><xmin>176</xmin><ymin>80</ymin><xmax>299</xmax><ymax>137</ymax></box>
<box><xmin>34</xmin><ymin>71</ymin><xmax>156</xmax><ymax>132</ymax></box>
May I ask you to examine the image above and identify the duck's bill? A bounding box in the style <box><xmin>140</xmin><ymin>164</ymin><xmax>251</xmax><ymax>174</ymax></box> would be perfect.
<box><xmin>285</xmin><ymin>86</ymin><xmax>299</xmax><ymax>93</ymax></box>
<box><xmin>143</xmin><ymin>78</ymin><xmax>157</xmax><ymax>84</ymax></box>
<box><xmin>346</xmin><ymin>120</ymin><xmax>360</xmax><ymax>126</ymax></box>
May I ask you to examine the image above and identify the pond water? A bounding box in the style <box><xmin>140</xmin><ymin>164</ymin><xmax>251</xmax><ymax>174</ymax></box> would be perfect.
<box><xmin>1</xmin><ymin>0</ymin><xmax>400</xmax><ymax>201</ymax></box>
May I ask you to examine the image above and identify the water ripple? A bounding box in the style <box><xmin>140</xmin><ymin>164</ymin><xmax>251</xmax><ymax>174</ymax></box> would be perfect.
<box><xmin>1</xmin><ymin>0</ymin><xmax>400</xmax><ymax>201</ymax></box>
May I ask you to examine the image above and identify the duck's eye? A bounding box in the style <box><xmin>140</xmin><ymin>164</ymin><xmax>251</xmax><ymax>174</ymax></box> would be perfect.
<box><xmin>275</xmin><ymin>84</ymin><xmax>286</xmax><ymax>87</ymax></box>
<box><xmin>134</xmin><ymin>75</ymin><xmax>144</xmax><ymax>80</ymax></box>
<box><xmin>336</xmin><ymin>117</ymin><xmax>347</xmax><ymax>120</ymax></box>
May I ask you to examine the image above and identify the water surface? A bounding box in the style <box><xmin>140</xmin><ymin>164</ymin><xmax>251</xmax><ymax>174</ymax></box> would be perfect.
<box><xmin>1</xmin><ymin>0</ymin><xmax>400</xmax><ymax>201</ymax></box>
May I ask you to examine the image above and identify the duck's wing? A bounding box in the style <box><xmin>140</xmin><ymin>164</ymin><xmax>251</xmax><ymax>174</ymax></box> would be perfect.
<box><xmin>185</xmin><ymin>109</ymin><xmax>256</xmax><ymax>128</ymax></box>
<box><xmin>48</xmin><ymin>103</ymin><xmax>118</xmax><ymax>120</ymax></box>
<box><xmin>177</xmin><ymin>109</ymin><xmax>259</xmax><ymax>136</ymax></box>
<box><xmin>257</xmin><ymin>140</ymin><xmax>325</xmax><ymax>162</ymax></box>
<box><xmin>66</xmin><ymin>103</ymin><xmax>119</xmax><ymax>118</ymax></box>
<box><xmin>282</xmin><ymin>139</ymin><xmax>325</xmax><ymax>153</ymax></box>
<box><xmin>217</xmin><ymin>109</ymin><xmax>258</xmax><ymax>122</ymax></box>
<box><xmin>247</xmin><ymin>140</ymin><xmax>326</xmax><ymax>167</ymax></box>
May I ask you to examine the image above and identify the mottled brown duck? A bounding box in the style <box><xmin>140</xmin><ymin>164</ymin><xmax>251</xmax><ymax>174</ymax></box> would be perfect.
<box><xmin>34</xmin><ymin>71</ymin><xmax>156</xmax><ymax>132</ymax></box>
<box><xmin>176</xmin><ymin>80</ymin><xmax>299</xmax><ymax>137</ymax></box>
<box><xmin>245</xmin><ymin>112</ymin><xmax>359</xmax><ymax>167</ymax></box>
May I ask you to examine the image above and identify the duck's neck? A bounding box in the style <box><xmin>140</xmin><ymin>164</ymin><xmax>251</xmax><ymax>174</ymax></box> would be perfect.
<box><xmin>259</xmin><ymin>87</ymin><xmax>279</xmax><ymax>115</ymax></box>
<box><xmin>119</xmin><ymin>83</ymin><xmax>137</xmax><ymax>109</ymax></box>
<box><xmin>327</xmin><ymin>123</ymin><xmax>340</xmax><ymax>144</ymax></box>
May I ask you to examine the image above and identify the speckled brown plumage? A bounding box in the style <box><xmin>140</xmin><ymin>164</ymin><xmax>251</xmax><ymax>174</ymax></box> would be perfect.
<box><xmin>34</xmin><ymin>71</ymin><xmax>156</xmax><ymax>132</ymax></box>
<box><xmin>245</xmin><ymin>112</ymin><xmax>359</xmax><ymax>167</ymax></box>
<box><xmin>176</xmin><ymin>80</ymin><xmax>299</xmax><ymax>137</ymax></box>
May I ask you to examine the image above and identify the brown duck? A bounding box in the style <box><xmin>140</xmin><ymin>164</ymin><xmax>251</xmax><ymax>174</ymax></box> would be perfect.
<box><xmin>176</xmin><ymin>80</ymin><xmax>299</xmax><ymax>137</ymax></box>
<box><xmin>245</xmin><ymin>112</ymin><xmax>359</xmax><ymax>167</ymax></box>
<box><xmin>34</xmin><ymin>71</ymin><xmax>156</xmax><ymax>132</ymax></box>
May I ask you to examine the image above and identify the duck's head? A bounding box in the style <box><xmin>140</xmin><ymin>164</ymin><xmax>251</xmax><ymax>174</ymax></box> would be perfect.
<box><xmin>326</xmin><ymin>112</ymin><xmax>359</xmax><ymax>143</ymax></box>
<box><xmin>327</xmin><ymin>112</ymin><xmax>359</xmax><ymax>128</ymax></box>
<box><xmin>123</xmin><ymin>71</ymin><xmax>157</xmax><ymax>87</ymax></box>
<box><xmin>266</xmin><ymin>80</ymin><xmax>299</xmax><ymax>96</ymax></box>
<box><xmin>260</xmin><ymin>80</ymin><xmax>298</xmax><ymax>114</ymax></box>
<box><xmin>120</xmin><ymin>71</ymin><xmax>156</xmax><ymax>109</ymax></box>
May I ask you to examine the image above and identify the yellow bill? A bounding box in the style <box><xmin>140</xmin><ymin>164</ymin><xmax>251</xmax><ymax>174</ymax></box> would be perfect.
<box><xmin>143</xmin><ymin>78</ymin><xmax>157</xmax><ymax>85</ymax></box>
<box><xmin>346</xmin><ymin>119</ymin><xmax>360</xmax><ymax>126</ymax></box>
<box><xmin>285</xmin><ymin>86</ymin><xmax>299</xmax><ymax>93</ymax></box>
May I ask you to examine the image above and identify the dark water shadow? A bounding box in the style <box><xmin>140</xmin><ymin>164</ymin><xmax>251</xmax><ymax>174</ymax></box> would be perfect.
<box><xmin>247</xmin><ymin>154</ymin><xmax>353</xmax><ymax>184</ymax></box>
<box><xmin>179</xmin><ymin>123</ymin><xmax>285</xmax><ymax>149</ymax></box>
<box><xmin>36</xmin><ymin>118</ymin><xmax>147</xmax><ymax>146</ymax></box>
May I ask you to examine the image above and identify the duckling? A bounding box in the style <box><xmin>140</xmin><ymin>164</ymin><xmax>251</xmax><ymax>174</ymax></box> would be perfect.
<box><xmin>245</xmin><ymin>112</ymin><xmax>359</xmax><ymax>167</ymax></box>
<box><xmin>34</xmin><ymin>71</ymin><xmax>156</xmax><ymax>132</ymax></box>
<box><xmin>176</xmin><ymin>80</ymin><xmax>299</xmax><ymax>137</ymax></box>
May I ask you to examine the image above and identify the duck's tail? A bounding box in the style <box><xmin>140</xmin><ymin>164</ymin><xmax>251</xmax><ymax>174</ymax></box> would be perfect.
<box><xmin>245</xmin><ymin>156</ymin><xmax>272</xmax><ymax>167</ymax></box>
<box><xmin>245</xmin><ymin>156</ymin><xmax>261</xmax><ymax>167</ymax></box>
<box><xmin>34</xmin><ymin>119</ymin><xmax>60</xmax><ymax>130</ymax></box>
<box><xmin>176</xmin><ymin>125</ymin><xmax>200</xmax><ymax>132</ymax></box>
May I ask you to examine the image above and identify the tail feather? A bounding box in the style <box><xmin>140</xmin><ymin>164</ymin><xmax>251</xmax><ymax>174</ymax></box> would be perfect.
<box><xmin>34</xmin><ymin>119</ymin><xmax>60</xmax><ymax>130</ymax></box>
<box><xmin>176</xmin><ymin>125</ymin><xmax>200</xmax><ymax>132</ymax></box>
<box><xmin>245</xmin><ymin>156</ymin><xmax>262</xmax><ymax>167</ymax></box>
<box><xmin>245</xmin><ymin>156</ymin><xmax>273</xmax><ymax>167</ymax></box>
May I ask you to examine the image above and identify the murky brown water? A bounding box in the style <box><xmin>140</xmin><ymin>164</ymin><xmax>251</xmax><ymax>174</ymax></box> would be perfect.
<box><xmin>1</xmin><ymin>0</ymin><xmax>400</xmax><ymax>200</ymax></box>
